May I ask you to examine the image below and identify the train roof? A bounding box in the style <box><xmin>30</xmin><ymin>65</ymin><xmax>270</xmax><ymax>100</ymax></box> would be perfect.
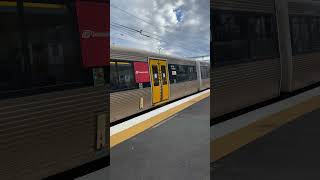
<box><xmin>110</xmin><ymin>45</ymin><xmax>209</xmax><ymax>64</ymax></box>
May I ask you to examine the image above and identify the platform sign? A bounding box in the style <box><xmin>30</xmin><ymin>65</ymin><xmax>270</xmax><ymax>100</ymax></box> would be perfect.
<box><xmin>134</xmin><ymin>62</ymin><xmax>150</xmax><ymax>83</ymax></box>
<box><xmin>76</xmin><ymin>0</ymin><xmax>109</xmax><ymax>67</ymax></box>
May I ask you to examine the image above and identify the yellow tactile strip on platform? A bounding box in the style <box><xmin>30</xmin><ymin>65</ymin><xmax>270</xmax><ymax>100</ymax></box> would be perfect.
<box><xmin>211</xmin><ymin>95</ymin><xmax>320</xmax><ymax>162</ymax></box>
<box><xmin>111</xmin><ymin>92</ymin><xmax>210</xmax><ymax>148</ymax></box>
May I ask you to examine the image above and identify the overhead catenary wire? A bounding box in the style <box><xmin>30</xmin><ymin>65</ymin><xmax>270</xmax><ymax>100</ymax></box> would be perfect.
<box><xmin>110</xmin><ymin>3</ymin><xmax>158</xmax><ymax>29</ymax></box>
<box><xmin>111</xmin><ymin>23</ymin><xmax>162</xmax><ymax>47</ymax></box>
<box><xmin>111</xmin><ymin>16</ymin><xmax>207</xmax><ymax>54</ymax></box>
<box><xmin>110</xmin><ymin>3</ymin><xmax>208</xmax><ymax>41</ymax></box>
<box><xmin>111</xmin><ymin>21</ymin><xmax>206</xmax><ymax>57</ymax></box>
<box><xmin>110</xmin><ymin>4</ymin><xmax>209</xmax><ymax>57</ymax></box>
<box><xmin>111</xmin><ymin>23</ymin><xmax>168</xmax><ymax>54</ymax></box>
<box><xmin>111</xmin><ymin>25</ymin><xmax>145</xmax><ymax>41</ymax></box>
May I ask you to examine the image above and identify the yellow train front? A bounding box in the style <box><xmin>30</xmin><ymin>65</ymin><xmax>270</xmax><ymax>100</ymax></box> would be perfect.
<box><xmin>110</xmin><ymin>46</ymin><xmax>210</xmax><ymax>124</ymax></box>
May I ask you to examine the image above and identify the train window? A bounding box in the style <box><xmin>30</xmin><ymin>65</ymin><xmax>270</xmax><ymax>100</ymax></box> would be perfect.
<box><xmin>188</xmin><ymin>66</ymin><xmax>197</xmax><ymax>81</ymax></box>
<box><xmin>213</xmin><ymin>10</ymin><xmax>249</xmax><ymax>65</ymax></box>
<box><xmin>201</xmin><ymin>66</ymin><xmax>209</xmax><ymax>79</ymax></box>
<box><xmin>110</xmin><ymin>60</ymin><xmax>151</xmax><ymax>92</ymax></box>
<box><xmin>311</xmin><ymin>17</ymin><xmax>320</xmax><ymax>52</ymax></box>
<box><xmin>0</xmin><ymin>3</ymin><xmax>27</xmax><ymax>96</ymax></box>
<box><xmin>110</xmin><ymin>62</ymin><xmax>118</xmax><ymax>90</ymax></box>
<box><xmin>117</xmin><ymin>62</ymin><xmax>136</xmax><ymax>89</ymax></box>
<box><xmin>179</xmin><ymin>65</ymin><xmax>197</xmax><ymax>82</ymax></box>
<box><xmin>23</xmin><ymin>3</ymin><xmax>89</xmax><ymax>88</ymax></box>
<box><xmin>290</xmin><ymin>16</ymin><xmax>312</xmax><ymax>55</ymax></box>
<box><xmin>169</xmin><ymin>64</ymin><xmax>197</xmax><ymax>83</ymax></box>
<box><xmin>249</xmin><ymin>15</ymin><xmax>279</xmax><ymax>60</ymax></box>
<box><xmin>160</xmin><ymin>65</ymin><xmax>167</xmax><ymax>85</ymax></box>
<box><xmin>176</xmin><ymin>65</ymin><xmax>188</xmax><ymax>83</ymax></box>
<box><xmin>152</xmin><ymin>65</ymin><xmax>159</xmax><ymax>86</ymax></box>
<box><xmin>168</xmin><ymin>64</ymin><xmax>177</xmax><ymax>84</ymax></box>
<box><xmin>213</xmin><ymin>10</ymin><xmax>279</xmax><ymax>66</ymax></box>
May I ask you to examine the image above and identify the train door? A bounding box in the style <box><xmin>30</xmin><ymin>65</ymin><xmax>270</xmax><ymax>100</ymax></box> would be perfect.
<box><xmin>159</xmin><ymin>60</ymin><xmax>169</xmax><ymax>101</ymax></box>
<box><xmin>149</xmin><ymin>59</ymin><xmax>169</xmax><ymax>105</ymax></box>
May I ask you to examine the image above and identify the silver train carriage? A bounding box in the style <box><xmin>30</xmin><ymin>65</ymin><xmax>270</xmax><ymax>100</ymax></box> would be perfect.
<box><xmin>211</xmin><ymin>0</ymin><xmax>320</xmax><ymax>119</ymax></box>
<box><xmin>110</xmin><ymin>46</ymin><xmax>210</xmax><ymax>123</ymax></box>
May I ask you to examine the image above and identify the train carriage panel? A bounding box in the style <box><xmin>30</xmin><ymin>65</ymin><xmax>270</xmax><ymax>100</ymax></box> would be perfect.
<box><xmin>212</xmin><ymin>59</ymin><xmax>281</xmax><ymax>118</ymax></box>
<box><xmin>288</xmin><ymin>2</ymin><xmax>320</xmax><ymax>91</ymax></box>
<box><xmin>211</xmin><ymin>0</ymin><xmax>281</xmax><ymax>118</ymax></box>
<box><xmin>291</xmin><ymin>53</ymin><xmax>320</xmax><ymax>90</ymax></box>
<box><xmin>0</xmin><ymin>87</ymin><xmax>107</xmax><ymax>179</ymax></box>
<box><xmin>110</xmin><ymin>88</ymin><xmax>152</xmax><ymax>123</ymax></box>
<box><xmin>170</xmin><ymin>80</ymin><xmax>199</xmax><ymax>101</ymax></box>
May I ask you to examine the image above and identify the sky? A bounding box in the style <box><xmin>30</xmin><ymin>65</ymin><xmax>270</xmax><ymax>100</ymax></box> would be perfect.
<box><xmin>110</xmin><ymin>0</ymin><xmax>210</xmax><ymax>59</ymax></box>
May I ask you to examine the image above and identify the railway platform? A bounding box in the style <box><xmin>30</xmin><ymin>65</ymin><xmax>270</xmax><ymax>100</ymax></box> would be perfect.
<box><xmin>211</xmin><ymin>87</ymin><xmax>320</xmax><ymax>179</ymax></box>
<box><xmin>78</xmin><ymin>90</ymin><xmax>210</xmax><ymax>180</ymax></box>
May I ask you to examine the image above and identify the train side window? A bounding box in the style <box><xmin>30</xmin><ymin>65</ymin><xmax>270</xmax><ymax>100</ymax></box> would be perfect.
<box><xmin>213</xmin><ymin>10</ymin><xmax>249</xmax><ymax>65</ymax></box>
<box><xmin>24</xmin><ymin>3</ymin><xmax>91</xmax><ymax>89</ymax></box>
<box><xmin>249</xmin><ymin>15</ymin><xmax>279</xmax><ymax>60</ymax></box>
<box><xmin>168</xmin><ymin>64</ymin><xmax>177</xmax><ymax>84</ymax></box>
<box><xmin>0</xmin><ymin>3</ymin><xmax>26</xmax><ymax>96</ymax></box>
<box><xmin>189</xmin><ymin>66</ymin><xmax>197</xmax><ymax>81</ymax></box>
<box><xmin>176</xmin><ymin>65</ymin><xmax>188</xmax><ymax>83</ymax></box>
<box><xmin>160</xmin><ymin>65</ymin><xmax>167</xmax><ymax>85</ymax></box>
<box><xmin>117</xmin><ymin>62</ymin><xmax>136</xmax><ymax>90</ymax></box>
<box><xmin>110</xmin><ymin>60</ymin><xmax>139</xmax><ymax>92</ymax></box>
<box><xmin>110</xmin><ymin>61</ymin><xmax>118</xmax><ymax>90</ymax></box>
<box><xmin>152</xmin><ymin>65</ymin><xmax>159</xmax><ymax>86</ymax></box>
<box><xmin>201</xmin><ymin>66</ymin><xmax>209</xmax><ymax>79</ymax></box>
<box><xmin>311</xmin><ymin>17</ymin><xmax>320</xmax><ymax>52</ymax></box>
<box><xmin>213</xmin><ymin>10</ymin><xmax>279</xmax><ymax>66</ymax></box>
<box><xmin>290</xmin><ymin>16</ymin><xmax>312</xmax><ymax>55</ymax></box>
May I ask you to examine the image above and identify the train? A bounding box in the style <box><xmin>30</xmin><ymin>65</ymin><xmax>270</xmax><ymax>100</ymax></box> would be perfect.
<box><xmin>211</xmin><ymin>0</ymin><xmax>320</xmax><ymax>119</ymax></box>
<box><xmin>0</xmin><ymin>0</ymin><xmax>109</xmax><ymax>179</ymax></box>
<box><xmin>110</xmin><ymin>46</ymin><xmax>210</xmax><ymax>123</ymax></box>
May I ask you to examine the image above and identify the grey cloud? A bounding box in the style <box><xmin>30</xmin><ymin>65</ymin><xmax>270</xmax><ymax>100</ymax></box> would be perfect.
<box><xmin>111</xmin><ymin>0</ymin><xmax>210</xmax><ymax>58</ymax></box>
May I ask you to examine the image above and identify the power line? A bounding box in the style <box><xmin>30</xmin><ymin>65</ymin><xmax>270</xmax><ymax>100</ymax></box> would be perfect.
<box><xmin>111</xmin><ymin>21</ymin><xmax>207</xmax><ymax>56</ymax></box>
<box><xmin>110</xmin><ymin>6</ymin><xmax>209</xmax><ymax>55</ymax></box>
<box><xmin>110</xmin><ymin>4</ymin><xmax>208</xmax><ymax>42</ymax></box>
<box><xmin>111</xmin><ymin>22</ymin><xmax>161</xmax><ymax>40</ymax></box>
<box><xmin>111</xmin><ymin>24</ymin><xmax>163</xmax><ymax>53</ymax></box>
<box><xmin>110</xmin><ymin>4</ymin><xmax>162</xmax><ymax>31</ymax></box>
<box><xmin>111</xmin><ymin>27</ymin><xmax>143</xmax><ymax>41</ymax></box>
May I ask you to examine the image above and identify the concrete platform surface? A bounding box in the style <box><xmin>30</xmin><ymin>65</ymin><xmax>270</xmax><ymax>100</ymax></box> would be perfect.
<box><xmin>77</xmin><ymin>97</ymin><xmax>209</xmax><ymax>180</ymax></box>
<box><xmin>212</xmin><ymin>108</ymin><xmax>320</xmax><ymax>179</ymax></box>
<box><xmin>109</xmin><ymin>97</ymin><xmax>210</xmax><ymax>180</ymax></box>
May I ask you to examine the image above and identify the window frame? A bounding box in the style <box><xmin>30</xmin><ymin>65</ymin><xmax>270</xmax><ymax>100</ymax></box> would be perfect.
<box><xmin>160</xmin><ymin>65</ymin><xmax>168</xmax><ymax>85</ymax></box>
<box><xmin>211</xmin><ymin>9</ymin><xmax>280</xmax><ymax>67</ymax></box>
<box><xmin>110</xmin><ymin>59</ymin><xmax>151</xmax><ymax>93</ymax></box>
<box><xmin>0</xmin><ymin>0</ymin><xmax>94</xmax><ymax>100</ymax></box>
<box><xmin>201</xmin><ymin>66</ymin><xmax>210</xmax><ymax>79</ymax></box>
<box><xmin>168</xmin><ymin>64</ymin><xmax>197</xmax><ymax>84</ymax></box>
<box><xmin>110</xmin><ymin>60</ymin><xmax>138</xmax><ymax>93</ymax></box>
<box><xmin>290</xmin><ymin>14</ymin><xmax>320</xmax><ymax>56</ymax></box>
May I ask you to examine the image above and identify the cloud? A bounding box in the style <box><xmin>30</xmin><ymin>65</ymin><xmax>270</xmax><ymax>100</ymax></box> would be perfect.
<box><xmin>110</xmin><ymin>0</ymin><xmax>210</xmax><ymax>58</ymax></box>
